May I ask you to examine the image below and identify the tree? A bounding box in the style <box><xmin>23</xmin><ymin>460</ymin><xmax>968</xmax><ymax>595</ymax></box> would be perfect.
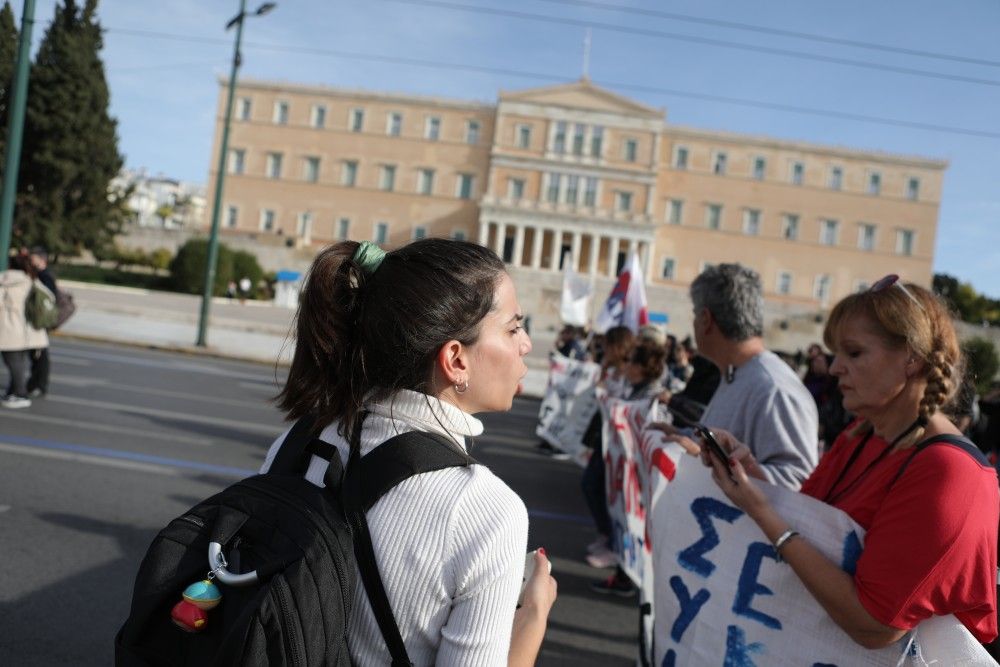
<box><xmin>170</xmin><ymin>238</ymin><xmax>234</xmax><ymax>296</ymax></box>
<box><xmin>963</xmin><ymin>338</ymin><xmax>1000</xmax><ymax>396</ymax></box>
<box><xmin>933</xmin><ymin>273</ymin><xmax>1000</xmax><ymax>326</ymax></box>
<box><xmin>0</xmin><ymin>1</ymin><xmax>17</xmax><ymax>164</ymax></box>
<box><xmin>14</xmin><ymin>0</ymin><xmax>127</xmax><ymax>258</ymax></box>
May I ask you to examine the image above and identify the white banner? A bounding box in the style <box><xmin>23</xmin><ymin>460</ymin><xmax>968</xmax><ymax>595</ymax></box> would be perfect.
<box><xmin>535</xmin><ymin>353</ymin><xmax>601</xmax><ymax>465</ymax></box>
<box><xmin>560</xmin><ymin>266</ymin><xmax>592</xmax><ymax>327</ymax></box>
<box><xmin>647</xmin><ymin>445</ymin><xmax>992</xmax><ymax>666</ymax></box>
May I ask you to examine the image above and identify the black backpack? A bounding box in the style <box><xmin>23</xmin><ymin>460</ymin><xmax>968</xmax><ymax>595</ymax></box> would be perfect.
<box><xmin>115</xmin><ymin>416</ymin><xmax>475</xmax><ymax>666</ymax></box>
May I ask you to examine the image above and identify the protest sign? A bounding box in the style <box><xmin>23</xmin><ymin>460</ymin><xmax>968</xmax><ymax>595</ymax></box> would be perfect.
<box><xmin>647</xmin><ymin>448</ymin><xmax>992</xmax><ymax>666</ymax></box>
<box><xmin>535</xmin><ymin>353</ymin><xmax>601</xmax><ymax>464</ymax></box>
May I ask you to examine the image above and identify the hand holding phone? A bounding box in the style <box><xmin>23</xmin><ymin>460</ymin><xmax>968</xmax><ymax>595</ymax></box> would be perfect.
<box><xmin>692</xmin><ymin>424</ymin><xmax>736</xmax><ymax>482</ymax></box>
<box><xmin>518</xmin><ymin>549</ymin><xmax>553</xmax><ymax>606</ymax></box>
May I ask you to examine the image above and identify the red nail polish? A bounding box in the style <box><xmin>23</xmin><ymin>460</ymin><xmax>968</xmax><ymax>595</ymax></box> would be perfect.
<box><xmin>729</xmin><ymin>457</ymin><xmax>738</xmax><ymax>467</ymax></box>
<box><xmin>538</xmin><ymin>547</ymin><xmax>546</xmax><ymax>557</ymax></box>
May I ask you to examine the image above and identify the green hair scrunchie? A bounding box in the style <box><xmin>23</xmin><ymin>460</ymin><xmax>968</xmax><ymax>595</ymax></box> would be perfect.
<box><xmin>352</xmin><ymin>241</ymin><xmax>387</xmax><ymax>275</ymax></box>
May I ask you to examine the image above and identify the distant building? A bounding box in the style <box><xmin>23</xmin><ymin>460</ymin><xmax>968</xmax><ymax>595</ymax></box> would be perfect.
<box><xmin>116</xmin><ymin>168</ymin><xmax>206</xmax><ymax>229</ymax></box>
<box><xmin>206</xmin><ymin>77</ymin><xmax>945</xmax><ymax>340</ymax></box>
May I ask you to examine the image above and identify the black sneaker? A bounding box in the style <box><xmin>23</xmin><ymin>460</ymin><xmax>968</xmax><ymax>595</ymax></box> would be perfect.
<box><xmin>590</xmin><ymin>573</ymin><xmax>636</xmax><ymax>597</ymax></box>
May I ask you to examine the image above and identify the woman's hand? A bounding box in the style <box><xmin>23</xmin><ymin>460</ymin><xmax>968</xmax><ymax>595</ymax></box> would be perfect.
<box><xmin>646</xmin><ymin>421</ymin><xmax>701</xmax><ymax>457</ymax></box>
<box><xmin>696</xmin><ymin>428</ymin><xmax>766</xmax><ymax>481</ymax></box>
<box><xmin>520</xmin><ymin>550</ymin><xmax>557</xmax><ymax>616</ymax></box>
<box><xmin>509</xmin><ymin>549</ymin><xmax>557</xmax><ymax>667</ymax></box>
<box><xmin>706</xmin><ymin>451</ymin><xmax>772</xmax><ymax>519</ymax></box>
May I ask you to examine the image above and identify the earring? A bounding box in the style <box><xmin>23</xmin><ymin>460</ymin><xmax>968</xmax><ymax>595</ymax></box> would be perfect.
<box><xmin>455</xmin><ymin>379</ymin><xmax>469</xmax><ymax>394</ymax></box>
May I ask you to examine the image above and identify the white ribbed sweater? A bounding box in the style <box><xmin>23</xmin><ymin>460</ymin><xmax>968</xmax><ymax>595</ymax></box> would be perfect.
<box><xmin>261</xmin><ymin>390</ymin><xmax>529</xmax><ymax>666</ymax></box>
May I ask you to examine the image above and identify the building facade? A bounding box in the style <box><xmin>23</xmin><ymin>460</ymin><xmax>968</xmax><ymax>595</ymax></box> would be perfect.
<box><xmin>116</xmin><ymin>168</ymin><xmax>207</xmax><ymax>229</ymax></box>
<box><xmin>206</xmin><ymin>78</ymin><xmax>946</xmax><ymax>340</ymax></box>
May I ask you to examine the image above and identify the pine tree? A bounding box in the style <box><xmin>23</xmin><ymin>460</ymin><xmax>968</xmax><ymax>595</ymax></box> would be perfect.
<box><xmin>0</xmin><ymin>1</ymin><xmax>19</xmax><ymax>166</ymax></box>
<box><xmin>16</xmin><ymin>0</ymin><xmax>127</xmax><ymax>257</ymax></box>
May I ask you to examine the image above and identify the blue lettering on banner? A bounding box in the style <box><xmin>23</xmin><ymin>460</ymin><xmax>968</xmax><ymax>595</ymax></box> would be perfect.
<box><xmin>661</xmin><ymin>649</ymin><xmax>676</xmax><ymax>667</ymax></box>
<box><xmin>668</xmin><ymin>575</ymin><xmax>711</xmax><ymax>642</ymax></box>
<box><xmin>811</xmin><ymin>663</ymin><xmax>839</xmax><ymax>667</ymax></box>
<box><xmin>677</xmin><ymin>497</ymin><xmax>744</xmax><ymax>577</ymax></box>
<box><xmin>841</xmin><ymin>530</ymin><xmax>862</xmax><ymax>575</ymax></box>
<box><xmin>732</xmin><ymin>542</ymin><xmax>781</xmax><ymax>630</ymax></box>
<box><xmin>723</xmin><ymin>624</ymin><xmax>764</xmax><ymax>667</ymax></box>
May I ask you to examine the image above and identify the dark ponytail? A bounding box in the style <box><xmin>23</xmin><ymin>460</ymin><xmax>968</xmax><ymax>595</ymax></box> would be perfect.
<box><xmin>276</xmin><ymin>238</ymin><xmax>506</xmax><ymax>442</ymax></box>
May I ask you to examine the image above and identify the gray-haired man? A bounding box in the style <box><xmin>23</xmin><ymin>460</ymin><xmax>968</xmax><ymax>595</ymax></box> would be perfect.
<box><xmin>661</xmin><ymin>263</ymin><xmax>818</xmax><ymax>489</ymax></box>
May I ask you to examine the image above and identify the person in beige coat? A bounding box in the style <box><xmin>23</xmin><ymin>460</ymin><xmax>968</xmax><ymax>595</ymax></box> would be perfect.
<box><xmin>0</xmin><ymin>255</ymin><xmax>49</xmax><ymax>408</ymax></box>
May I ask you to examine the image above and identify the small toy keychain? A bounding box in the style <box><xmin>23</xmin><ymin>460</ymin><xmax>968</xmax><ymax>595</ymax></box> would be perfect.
<box><xmin>170</xmin><ymin>569</ymin><xmax>223</xmax><ymax>633</ymax></box>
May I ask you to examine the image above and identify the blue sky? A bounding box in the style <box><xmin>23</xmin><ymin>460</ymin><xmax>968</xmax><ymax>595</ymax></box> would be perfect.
<box><xmin>14</xmin><ymin>0</ymin><xmax>1000</xmax><ymax>296</ymax></box>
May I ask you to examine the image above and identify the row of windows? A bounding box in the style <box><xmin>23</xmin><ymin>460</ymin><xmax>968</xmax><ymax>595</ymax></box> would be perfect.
<box><xmin>228</xmin><ymin>149</ymin><xmax>476</xmax><ymax>198</ymax></box>
<box><xmin>223</xmin><ymin>205</ymin><xmax>468</xmax><ymax>244</ymax></box>
<box><xmin>672</xmin><ymin>145</ymin><xmax>922</xmax><ymax>200</ymax></box>
<box><xmin>663</xmin><ymin>199</ymin><xmax>916</xmax><ymax>255</ymax></box>
<box><xmin>237</xmin><ymin>97</ymin><xmax>483</xmax><ymax>144</ymax></box>
<box><xmin>507</xmin><ymin>121</ymin><xmax>642</xmax><ymax>163</ymax></box>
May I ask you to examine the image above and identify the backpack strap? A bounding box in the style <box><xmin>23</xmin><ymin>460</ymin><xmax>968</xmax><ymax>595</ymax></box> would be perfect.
<box><xmin>889</xmin><ymin>434</ymin><xmax>994</xmax><ymax>489</ymax></box>
<box><xmin>269</xmin><ymin>415</ymin><xmax>344</xmax><ymax>479</ymax></box>
<box><xmin>342</xmin><ymin>427</ymin><xmax>476</xmax><ymax>667</ymax></box>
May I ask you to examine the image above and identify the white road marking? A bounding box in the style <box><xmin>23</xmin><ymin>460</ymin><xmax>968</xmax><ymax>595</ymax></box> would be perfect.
<box><xmin>0</xmin><ymin>410</ymin><xmax>215</xmax><ymax>447</ymax></box>
<box><xmin>50</xmin><ymin>373</ymin><xmax>273</xmax><ymax>409</ymax></box>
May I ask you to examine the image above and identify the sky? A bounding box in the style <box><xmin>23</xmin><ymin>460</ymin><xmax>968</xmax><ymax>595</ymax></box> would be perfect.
<box><xmin>12</xmin><ymin>0</ymin><xmax>1000</xmax><ymax>297</ymax></box>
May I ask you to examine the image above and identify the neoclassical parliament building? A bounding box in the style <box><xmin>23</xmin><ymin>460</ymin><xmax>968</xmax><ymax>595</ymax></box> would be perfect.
<box><xmin>207</xmin><ymin>77</ymin><xmax>945</xmax><ymax>340</ymax></box>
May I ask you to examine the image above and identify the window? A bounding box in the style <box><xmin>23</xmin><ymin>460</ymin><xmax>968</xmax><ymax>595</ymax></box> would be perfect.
<box><xmin>790</xmin><ymin>161</ymin><xmax>804</xmax><ymax>186</ymax></box>
<box><xmin>820</xmin><ymin>219</ymin><xmax>839</xmax><ymax>246</ymax></box>
<box><xmin>546</xmin><ymin>173</ymin><xmax>560</xmax><ymax>203</ymax></box>
<box><xmin>341</xmin><ymin>160</ymin><xmax>358</xmax><ymax>187</ymax></box>
<box><xmin>868</xmin><ymin>171</ymin><xmax>881</xmax><ymax>195</ymax></box>
<box><xmin>273</xmin><ymin>101</ymin><xmax>288</xmax><ymax>124</ymax></box>
<box><xmin>337</xmin><ymin>217</ymin><xmax>350</xmax><ymax>241</ymax></box>
<box><xmin>705</xmin><ymin>204</ymin><xmax>722</xmax><ymax>230</ymax></box>
<box><xmin>296</xmin><ymin>211</ymin><xmax>313</xmax><ymax>238</ymax></box>
<box><xmin>379</xmin><ymin>165</ymin><xmax>396</xmax><ymax>191</ymax></box>
<box><xmin>303</xmin><ymin>156</ymin><xmax>320</xmax><ymax>183</ymax></box>
<box><xmin>855</xmin><ymin>279</ymin><xmax>871</xmax><ymax>292</ymax></box>
<box><xmin>623</xmin><ymin>138</ymin><xmax>638</xmax><ymax>163</ymax></box>
<box><xmin>507</xmin><ymin>178</ymin><xmax>525</xmax><ymax>201</ymax></box>
<box><xmin>572</xmin><ymin>124</ymin><xmax>586</xmax><ymax>156</ymax></box>
<box><xmin>412</xmin><ymin>226</ymin><xmax>427</xmax><ymax>240</ymax></box>
<box><xmin>712</xmin><ymin>151</ymin><xmax>727</xmax><ymax>175</ymax></box>
<box><xmin>906</xmin><ymin>177</ymin><xmax>920</xmax><ymax>201</ymax></box>
<box><xmin>265</xmin><ymin>152</ymin><xmax>283</xmax><ymax>179</ymax></box>
<box><xmin>553</xmin><ymin>121</ymin><xmax>567</xmax><ymax>153</ymax></box>
<box><xmin>668</xmin><ymin>199</ymin><xmax>684</xmax><ymax>225</ymax></box>
<box><xmin>742</xmin><ymin>208</ymin><xmax>761</xmax><ymax>235</ymax></box>
<box><xmin>673</xmin><ymin>145</ymin><xmax>689</xmax><ymax>170</ymax></box>
<box><xmin>565</xmin><ymin>175</ymin><xmax>579</xmax><ymax>204</ymax></box>
<box><xmin>387</xmin><ymin>112</ymin><xmax>402</xmax><ymax>136</ymax></box>
<box><xmin>583</xmin><ymin>177</ymin><xmax>598</xmax><ymax>207</ymax></box>
<box><xmin>451</xmin><ymin>229</ymin><xmax>466</xmax><ymax>241</ymax></box>
<box><xmin>466</xmin><ymin>120</ymin><xmax>480</xmax><ymax>144</ymax></box>
<box><xmin>615</xmin><ymin>191</ymin><xmax>633</xmax><ymax>213</ymax></box>
<box><xmin>228</xmin><ymin>148</ymin><xmax>245</xmax><ymax>175</ymax></box>
<box><xmin>858</xmin><ymin>223</ymin><xmax>876</xmax><ymax>251</ymax></box>
<box><xmin>425</xmin><ymin>116</ymin><xmax>441</xmax><ymax>141</ymax></box>
<box><xmin>237</xmin><ymin>97</ymin><xmax>252</xmax><ymax>121</ymax></box>
<box><xmin>781</xmin><ymin>214</ymin><xmax>799</xmax><ymax>240</ymax></box>
<box><xmin>310</xmin><ymin>105</ymin><xmax>326</xmax><ymax>129</ymax></box>
<box><xmin>591</xmin><ymin>126</ymin><xmax>604</xmax><ymax>157</ymax></box>
<box><xmin>456</xmin><ymin>173</ymin><xmax>474</xmax><ymax>199</ymax></box>
<box><xmin>225</xmin><ymin>205</ymin><xmax>238</xmax><ymax>229</ymax></box>
<box><xmin>374</xmin><ymin>221</ymin><xmax>389</xmax><ymax>245</ymax></box>
<box><xmin>661</xmin><ymin>258</ymin><xmax>676</xmax><ymax>280</ymax></box>
<box><xmin>896</xmin><ymin>229</ymin><xmax>915</xmax><ymax>256</ymax></box>
<box><xmin>777</xmin><ymin>271</ymin><xmax>792</xmax><ymax>295</ymax></box>
<box><xmin>260</xmin><ymin>209</ymin><xmax>275</xmax><ymax>232</ymax></box>
<box><xmin>350</xmin><ymin>108</ymin><xmax>364</xmax><ymax>132</ymax></box>
<box><xmin>516</xmin><ymin>124</ymin><xmax>532</xmax><ymax>149</ymax></box>
<box><xmin>814</xmin><ymin>274</ymin><xmax>832</xmax><ymax>303</ymax></box>
<box><xmin>829</xmin><ymin>166</ymin><xmax>843</xmax><ymax>190</ymax></box>
<box><xmin>417</xmin><ymin>168</ymin><xmax>435</xmax><ymax>196</ymax></box>
<box><xmin>752</xmin><ymin>156</ymin><xmax>766</xmax><ymax>180</ymax></box>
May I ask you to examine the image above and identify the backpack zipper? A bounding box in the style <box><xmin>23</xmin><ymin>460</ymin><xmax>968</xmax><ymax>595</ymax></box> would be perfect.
<box><xmin>273</xmin><ymin>576</ymin><xmax>305</xmax><ymax>667</ymax></box>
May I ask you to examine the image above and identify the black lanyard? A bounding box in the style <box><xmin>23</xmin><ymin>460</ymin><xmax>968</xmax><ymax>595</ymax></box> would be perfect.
<box><xmin>823</xmin><ymin>417</ymin><xmax>924</xmax><ymax>505</ymax></box>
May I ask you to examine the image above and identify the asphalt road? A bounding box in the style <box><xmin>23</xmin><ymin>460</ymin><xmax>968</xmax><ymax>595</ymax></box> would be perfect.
<box><xmin>0</xmin><ymin>339</ymin><xmax>637</xmax><ymax>665</ymax></box>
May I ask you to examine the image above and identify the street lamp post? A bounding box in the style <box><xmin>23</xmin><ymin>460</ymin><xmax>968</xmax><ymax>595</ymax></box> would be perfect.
<box><xmin>196</xmin><ymin>1</ymin><xmax>276</xmax><ymax>347</ymax></box>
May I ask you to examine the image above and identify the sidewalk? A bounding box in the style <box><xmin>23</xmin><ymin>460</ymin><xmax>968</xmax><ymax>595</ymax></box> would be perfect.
<box><xmin>56</xmin><ymin>281</ymin><xmax>551</xmax><ymax>398</ymax></box>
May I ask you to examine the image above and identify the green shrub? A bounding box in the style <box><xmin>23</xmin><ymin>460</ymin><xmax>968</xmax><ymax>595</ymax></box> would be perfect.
<box><xmin>231</xmin><ymin>249</ymin><xmax>265</xmax><ymax>299</ymax></box>
<box><xmin>169</xmin><ymin>238</ymin><xmax>234</xmax><ymax>296</ymax></box>
<box><xmin>962</xmin><ymin>337</ymin><xmax>1000</xmax><ymax>395</ymax></box>
<box><xmin>149</xmin><ymin>248</ymin><xmax>173</xmax><ymax>271</ymax></box>
<box><xmin>56</xmin><ymin>263</ymin><xmax>171</xmax><ymax>291</ymax></box>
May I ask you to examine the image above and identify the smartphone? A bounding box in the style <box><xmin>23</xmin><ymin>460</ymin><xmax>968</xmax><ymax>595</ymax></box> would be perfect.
<box><xmin>518</xmin><ymin>549</ymin><xmax>552</xmax><ymax>606</ymax></box>
<box><xmin>691</xmin><ymin>423</ymin><xmax>731</xmax><ymax>468</ymax></box>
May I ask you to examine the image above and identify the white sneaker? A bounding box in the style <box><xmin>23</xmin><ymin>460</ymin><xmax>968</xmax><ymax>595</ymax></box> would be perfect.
<box><xmin>1</xmin><ymin>395</ymin><xmax>31</xmax><ymax>409</ymax></box>
<box><xmin>585</xmin><ymin>545</ymin><xmax>618</xmax><ymax>569</ymax></box>
<box><xmin>586</xmin><ymin>537</ymin><xmax>610</xmax><ymax>555</ymax></box>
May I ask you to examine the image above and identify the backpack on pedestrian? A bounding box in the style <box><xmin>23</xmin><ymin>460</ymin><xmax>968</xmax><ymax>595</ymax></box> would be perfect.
<box><xmin>24</xmin><ymin>279</ymin><xmax>58</xmax><ymax>330</ymax></box>
<box><xmin>115</xmin><ymin>415</ymin><xmax>475</xmax><ymax>666</ymax></box>
<box><xmin>52</xmin><ymin>289</ymin><xmax>76</xmax><ymax>329</ymax></box>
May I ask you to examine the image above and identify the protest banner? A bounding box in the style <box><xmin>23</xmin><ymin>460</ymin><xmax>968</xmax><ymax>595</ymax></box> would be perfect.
<box><xmin>560</xmin><ymin>265</ymin><xmax>593</xmax><ymax>327</ymax></box>
<box><xmin>594</xmin><ymin>251</ymin><xmax>649</xmax><ymax>334</ymax></box>
<box><xmin>647</xmin><ymin>445</ymin><xmax>992</xmax><ymax>666</ymax></box>
<box><xmin>535</xmin><ymin>353</ymin><xmax>601</xmax><ymax>465</ymax></box>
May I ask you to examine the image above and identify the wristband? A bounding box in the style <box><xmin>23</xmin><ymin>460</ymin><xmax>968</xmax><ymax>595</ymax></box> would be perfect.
<box><xmin>773</xmin><ymin>529</ymin><xmax>800</xmax><ymax>562</ymax></box>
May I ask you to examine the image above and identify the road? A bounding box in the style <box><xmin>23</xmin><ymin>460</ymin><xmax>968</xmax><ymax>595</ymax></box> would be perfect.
<box><xmin>0</xmin><ymin>339</ymin><xmax>638</xmax><ymax>665</ymax></box>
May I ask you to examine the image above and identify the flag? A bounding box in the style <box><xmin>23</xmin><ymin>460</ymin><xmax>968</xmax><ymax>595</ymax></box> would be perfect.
<box><xmin>594</xmin><ymin>252</ymin><xmax>648</xmax><ymax>333</ymax></box>
<box><xmin>560</xmin><ymin>265</ymin><xmax>592</xmax><ymax>326</ymax></box>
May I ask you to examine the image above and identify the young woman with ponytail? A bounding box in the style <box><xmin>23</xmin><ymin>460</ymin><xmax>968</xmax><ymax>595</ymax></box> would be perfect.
<box><xmin>261</xmin><ymin>239</ymin><xmax>557</xmax><ymax>666</ymax></box>
<box><xmin>696</xmin><ymin>275</ymin><xmax>998</xmax><ymax>649</ymax></box>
